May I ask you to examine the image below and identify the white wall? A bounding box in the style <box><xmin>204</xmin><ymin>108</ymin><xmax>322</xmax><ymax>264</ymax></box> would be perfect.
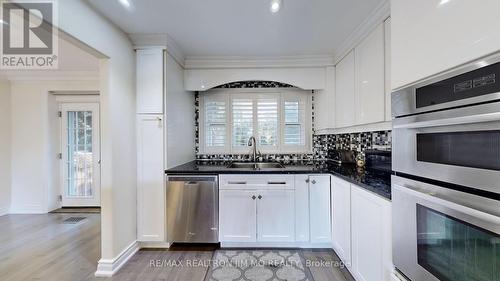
<box><xmin>57</xmin><ymin>0</ymin><xmax>137</xmax><ymax>267</ymax></box>
<box><xmin>165</xmin><ymin>53</ymin><xmax>195</xmax><ymax>169</ymax></box>
<box><xmin>391</xmin><ymin>0</ymin><xmax>500</xmax><ymax>89</ymax></box>
<box><xmin>0</xmin><ymin>81</ymin><xmax>11</xmax><ymax>216</ymax></box>
<box><xmin>9</xmin><ymin>80</ymin><xmax>99</xmax><ymax>214</ymax></box>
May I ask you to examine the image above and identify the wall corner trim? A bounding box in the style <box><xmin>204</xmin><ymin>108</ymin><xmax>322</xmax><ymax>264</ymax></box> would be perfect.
<box><xmin>95</xmin><ymin>240</ymin><xmax>140</xmax><ymax>277</ymax></box>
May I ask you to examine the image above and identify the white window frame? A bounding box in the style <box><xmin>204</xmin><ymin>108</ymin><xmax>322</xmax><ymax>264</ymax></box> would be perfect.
<box><xmin>199</xmin><ymin>88</ymin><xmax>312</xmax><ymax>154</ymax></box>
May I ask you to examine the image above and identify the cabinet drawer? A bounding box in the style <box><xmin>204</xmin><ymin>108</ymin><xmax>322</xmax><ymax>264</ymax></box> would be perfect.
<box><xmin>220</xmin><ymin>174</ymin><xmax>295</xmax><ymax>190</ymax></box>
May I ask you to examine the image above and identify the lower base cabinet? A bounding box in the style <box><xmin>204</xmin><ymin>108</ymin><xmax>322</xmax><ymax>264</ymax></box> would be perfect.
<box><xmin>257</xmin><ymin>189</ymin><xmax>295</xmax><ymax>242</ymax></box>
<box><xmin>219</xmin><ymin>190</ymin><xmax>257</xmax><ymax>242</ymax></box>
<box><xmin>350</xmin><ymin>185</ymin><xmax>392</xmax><ymax>281</ymax></box>
<box><xmin>331</xmin><ymin>176</ymin><xmax>392</xmax><ymax>281</ymax></box>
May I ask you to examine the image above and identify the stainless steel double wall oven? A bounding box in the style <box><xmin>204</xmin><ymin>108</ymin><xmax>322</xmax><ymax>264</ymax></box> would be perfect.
<box><xmin>392</xmin><ymin>55</ymin><xmax>500</xmax><ymax>281</ymax></box>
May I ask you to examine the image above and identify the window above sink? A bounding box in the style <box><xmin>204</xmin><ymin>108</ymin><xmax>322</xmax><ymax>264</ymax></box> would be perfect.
<box><xmin>199</xmin><ymin>88</ymin><xmax>312</xmax><ymax>155</ymax></box>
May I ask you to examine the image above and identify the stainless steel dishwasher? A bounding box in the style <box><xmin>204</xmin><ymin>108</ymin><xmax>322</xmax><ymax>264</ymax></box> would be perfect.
<box><xmin>166</xmin><ymin>175</ymin><xmax>218</xmax><ymax>243</ymax></box>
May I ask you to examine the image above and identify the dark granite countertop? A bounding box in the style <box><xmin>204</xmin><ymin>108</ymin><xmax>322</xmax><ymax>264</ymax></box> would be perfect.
<box><xmin>166</xmin><ymin>160</ymin><xmax>392</xmax><ymax>200</ymax></box>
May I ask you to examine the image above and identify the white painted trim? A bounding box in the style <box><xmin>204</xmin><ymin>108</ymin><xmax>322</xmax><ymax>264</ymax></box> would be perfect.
<box><xmin>9</xmin><ymin>204</ymin><xmax>46</xmax><ymax>214</ymax></box>
<box><xmin>129</xmin><ymin>33</ymin><xmax>185</xmax><ymax>67</ymax></box>
<box><xmin>95</xmin><ymin>240</ymin><xmax>140</xmax><ymax>277</ymax></box>
<box><xmin>0</xmin><ymin>207</ymin><xmax>9</xmax><ymax>216</ymax></box>
<box><xmin>315</xmin><ymin>121</ymin><xmax>392</xmax><ymax>135</ymax></box>
<box><xmin>184</xmin><ymin>55</ymin><xmax>335</xmax><ymax>69</ymax></box>
<box><xmin>334</xmin><ymin>0</ymin><xmax>390</xmax><ymax>65</ymax></box>
<box><xmin>138</xmin><ymin>241</ymin><xmax>171</xmax><ymax>249</ymax></box>
<box><xmin>221</xmin><ymin>242</ymin><xmax>332</xmax><ymax>248</ymax></box>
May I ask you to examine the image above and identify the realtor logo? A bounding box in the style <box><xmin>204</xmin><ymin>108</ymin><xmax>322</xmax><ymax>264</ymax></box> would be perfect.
<box><xmin>1</xmin><ymin>0</ymin><xmax>58</xmax><ymax>69</ymax></box>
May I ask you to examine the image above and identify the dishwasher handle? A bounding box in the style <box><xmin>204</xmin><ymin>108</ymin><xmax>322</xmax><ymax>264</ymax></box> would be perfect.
<box><xmin>167</xmin><ymin>176</ymin><xmax>217</xmax><ymax>182</ymax></box>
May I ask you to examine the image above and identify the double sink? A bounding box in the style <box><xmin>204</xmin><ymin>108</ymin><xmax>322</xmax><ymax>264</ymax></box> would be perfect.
<box><xmin>226</xmin><ymin>162</ymin><xmax>285</xmax><ymax>169</ymax></box>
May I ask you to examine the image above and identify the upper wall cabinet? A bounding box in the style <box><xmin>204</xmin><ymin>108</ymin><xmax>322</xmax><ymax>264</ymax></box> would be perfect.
<box><xmin>314</xmin><ymin>66</ymin><xmax>336</xmax><ymax>131</ymax></box>
<box><xmin>137</xmin><ymin>48</ymin><xmax>164</xmax><ymax>114</ymax></box>
<box><xmin>391</xmin><ymin>1</ymin><xmax>500</xmax><ymax>90</ymax></box>
<box><xmin>384</xmin><ymin>18</ymin><xmax>391</xmax><ymax>121</ymax></box>
<box><xmin>335</xmin><ymin>50</ymin><xmax>356</xmax><ymax>128</ymax></box>
<box><xmin>355</xmin><ymin>23</ymin><xmax>385</xmax><ymax>125</ymax></box>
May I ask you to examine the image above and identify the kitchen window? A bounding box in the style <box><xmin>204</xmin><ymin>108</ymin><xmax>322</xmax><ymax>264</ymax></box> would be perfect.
<box><xmin>200</xmin><ymin>89</ymin><xmax>311</xmax><ymax>154</ymax></box>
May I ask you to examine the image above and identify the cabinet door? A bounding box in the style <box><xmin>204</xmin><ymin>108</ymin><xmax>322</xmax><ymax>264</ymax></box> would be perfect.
<box><xmin>355</xmin><ymin>23</ymin><xmax>385</xmax><ymax>125</ymax></box>
<box><xmin>351</xmin><ymin>185</ymin><xmax>392</xmax><ymax>281</ymax></box>
<box><xmin>384</xmin><ymin>18</ymin><xmax>392</xmax><ymax>121</ymax></box>
<box><xmin>335</xmin><ymin>50</ymin><xmax>356</xmax><ymax>128</ymax></box>
<box><xmin>294</xmin><ymin>175</ymin><xmax>310</xmax><ymax>242</ymax></box>
<box><xmin>219</xmin><ymin>190</ymin><xmax>257</xmax><ymax>242</ymax></box>
<box><xmin>314</xmin><ymin>66</ymin><xmax>336</xmax><ymax>131</ymax></box>
<box><xmin>331</xmin><ymin>176</ymin><xmax>352</xmax><ymax>265</ymax></box>
<box><xmin>309</xmin><ymin>175</ymin><xmax>331</xmax><ymax>243</ymax></box>
<box><xmin>137</xmin><ymin>115</ymin><xmax>165</xmax><ymax>242</ymax></box>
<box><xmin>137</xmin><ymin>48</ymin><xmax>164</xmax><ymax>114</ymax></box>
<box><xmin>257</xmin><ymin>189</ymin><xmax>295</xmax><ymax>242</ymax></box>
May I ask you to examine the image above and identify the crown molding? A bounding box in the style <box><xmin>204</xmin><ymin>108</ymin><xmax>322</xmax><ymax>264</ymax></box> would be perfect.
<box><xmin>184</xmin><ymin>55</ymin><xmax>335</xmax><ymax>70</ymax></box>
<box><xmin>0</xmin><ymin>70</ymin><xmax>99</xmax><ymax>82</ymax></box>
<box><xmin>128</xmin><ymin>33</ymin><xmax>185</xmax><ymax>67</ymax></box>
<box><xmin>334</xmin><ymin>0</ymin><xmax>390</xmax><ymax>64</ymax></box>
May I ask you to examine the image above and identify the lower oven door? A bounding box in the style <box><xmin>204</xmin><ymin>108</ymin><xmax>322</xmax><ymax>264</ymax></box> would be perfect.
<box><xmin>392</xmin><ymin>175</ymin><xmax>500</xmax><ymax>281</ymax></box>
<box><xmin>392</xmin><ymin>101</ymin><xmax>500</xmax><ymax>194</ymax></box>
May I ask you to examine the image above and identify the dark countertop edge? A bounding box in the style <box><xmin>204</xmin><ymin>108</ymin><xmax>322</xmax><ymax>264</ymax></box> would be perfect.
<box><xmin>165</xmin><ymin>161</ymin><xmax>392</xmax><ymax>201</ymax></box>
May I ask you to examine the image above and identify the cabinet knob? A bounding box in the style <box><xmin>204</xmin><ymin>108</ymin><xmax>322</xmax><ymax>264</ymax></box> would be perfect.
<box><xmin>311</xmin><ymin>180</ymin><xmax>317</xmax><ymax>184</ymax></box>
<box><xmin>258</xmin><ymin>195</ymin><xmax>262</xmax><ymax>200</ymax></box>
<box><xmin>252</xmin><ymin>195</ymin><xmax>256</xmax><ymax>200</ymax></box>
<box><xmin>305</xmin><ymin>179</ymin><xmax>310</xmax><ymax>183</ymax></box>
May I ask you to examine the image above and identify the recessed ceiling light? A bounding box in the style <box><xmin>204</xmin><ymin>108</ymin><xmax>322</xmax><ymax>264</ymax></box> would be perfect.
<box><xmin>438</xmin><ymin>0</ymin><xmax>451</xmax><ymax>6</ymax></box>
<box><xmin>270</xmin><ymin>0</ymin><xmax>281</xmax><ymax>13</ymax></box>
<box><xmin>118</xmin><ymin>0</ymin><xmax>131</xmax><ymax>9</ymax></box>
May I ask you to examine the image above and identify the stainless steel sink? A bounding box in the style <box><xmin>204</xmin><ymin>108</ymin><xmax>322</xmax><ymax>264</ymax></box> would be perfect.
<box><xmin>227</xmin><ymin>162</ymin><xmax>285</xmax><ymax>169</ymax></box>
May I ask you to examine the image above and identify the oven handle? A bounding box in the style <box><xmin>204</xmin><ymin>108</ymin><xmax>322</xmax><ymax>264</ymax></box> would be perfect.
<box><xmin>394</xmin><ymin>183</ymin><xmax>500</xmax><ymax>225</ymax></box>
<box><xmin>393</xmin><ymin>111</ymin><xmax>500</xmax><ymax>129</ymax></box>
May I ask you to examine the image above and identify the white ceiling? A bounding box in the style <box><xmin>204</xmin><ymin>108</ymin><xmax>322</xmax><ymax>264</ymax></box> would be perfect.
<box><xmin>86</xmin><ymin>0</ymin><xmax>385</xmax><ymax>57</ymax></box>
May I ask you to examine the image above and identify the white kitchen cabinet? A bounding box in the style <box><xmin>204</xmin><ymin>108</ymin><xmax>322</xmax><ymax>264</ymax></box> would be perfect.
<box><xmin>335</xmin><ymin>50</ymin><xmax>356</xmax><ymax>128</ymax></box>
<box><xmin>137</xmin><ymin>114</ymin><xmax>165</xmax><ymax>242</ymax></box>
<box><xmin>314</xmin><ymin>66</ymin><xmax>336</xmax><ymax>131</ymax></box>
<box><xmin>392</xmin><ymin>0</ymin><xmax>500</xmax><ymax>90</ymax></box>
<box><xmin>355</xmin><ymin>23</ymin><xmax>385</xmax><ymax>125</ymax></box>
<box><xmin>350</xmin><ymin>185</ymin><xmax>392</xmax><ymax>281</ymax></box>
<box><xmin>294</xmin><ymin>175</ymin><xmax>310</xmax><ymax>242</ymax></box>
<box><xmin>384</xmin><ymin>18</ymin><xmax>392</xmax><ymax>121</ymax></box>
<box><xmin>309</xmin><ymin>175</ymin><xmax>331</xmax><ymax>243</ymax></box>
<box><xmin>136</xmin><ymin>48</ymin><xmax>164</xmax><ymax>114</ymax></box>
<box><xmin>219</xmin><ymin>190</ymin><xmax>258</xmax><ymax>242</ymax></box>
<box><xmin>257</xmin><ymin>189</ymin><xmax>295</xmax><ymax>242</ymax></box>
<box><xmin>331</xmin><ymin>176</ymin><xmax>352</xmax><ymax>266</ymax></box>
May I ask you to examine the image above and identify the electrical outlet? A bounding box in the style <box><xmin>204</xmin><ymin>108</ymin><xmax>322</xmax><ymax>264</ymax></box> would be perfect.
<box><xmin>58</xmin><ymin>195</ymin><xmax>62</xmax><ymax>202</ymax></box>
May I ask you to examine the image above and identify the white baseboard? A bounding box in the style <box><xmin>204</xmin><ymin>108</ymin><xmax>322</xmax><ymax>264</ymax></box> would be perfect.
<box><xmin>9</xmin><ymin>204</ymin><xmax>45</xmax><ymax>214</ymax></box>
<box><xmin>221</xmin><ymin>242</ymin><xmax>332</xmax><ymax>249</ymax></box>
<box><xmin>95</xmin><ymin>240</ymin><xmax>139</xmax><ymax>277</ymax></box>
<box><xmin>0</xmin><ymin>206</ymin><xmax>9</xmax><ymax>216</ymax></box>
<box><xmin>138</xmin><ymin>241</ymin><xmax>170</xmax><ymax>249</ymax></box>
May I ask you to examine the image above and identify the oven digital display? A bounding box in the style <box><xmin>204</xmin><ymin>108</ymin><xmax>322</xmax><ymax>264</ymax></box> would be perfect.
<box><xmin>417</xmin><ymin>205</ymin><xmax>500</xmax><ymax>281</ymax></box>
<box><xmin>416</xmin><ymin>61</ymin><xmax>500</xmax><ymax>108</ymax></box>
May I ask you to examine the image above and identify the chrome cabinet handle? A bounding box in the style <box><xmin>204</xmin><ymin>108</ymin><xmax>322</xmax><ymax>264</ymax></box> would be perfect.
<box><xmin>305</xmin><ymin>179</ymin><xmax>310</xmax><ymax>183</ymax></box>
<box><xmin>258</xmin><ymin>195</ymin><xmax>262</xmax><ymax>200</ymax></box>
<box><xmin>268</xmin><ymin>181</ymin><xmax>286</xmax><ymax>185</ymax></box>
<box><xmin>229</xmin><ymin>181</ymin><xmax>247</xmax><ymax>185</ymax></box>
<box><xmin>311</xmin><ymin>180</ymin><xmax>317</xmax><ymax>184</ymax></box>
<box><xmin>252</xmin><ymin>195</ymin><xmax>256</xmax><ymax>200</ymax></box>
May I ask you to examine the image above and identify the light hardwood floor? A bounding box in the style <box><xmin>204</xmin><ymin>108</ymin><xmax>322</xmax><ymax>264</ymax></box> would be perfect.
<box><xmin>0</xmin><ymin>214</ymin><xmax>350</xmax><ymax>281</ymax></box>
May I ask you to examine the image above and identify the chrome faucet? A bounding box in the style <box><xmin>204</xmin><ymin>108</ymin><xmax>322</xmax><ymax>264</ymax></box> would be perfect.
<box><xmin>248</xmin><ymin>136</ymin><xmax>258</xmax><ymax>162</ymax></box>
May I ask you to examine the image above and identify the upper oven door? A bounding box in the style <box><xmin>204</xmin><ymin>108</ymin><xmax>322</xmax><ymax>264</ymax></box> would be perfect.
<box><xmin>393</xmin><ymin>101</ymin><xmax>500</xmax><ymax>194</ymax></box>
<box><xmin>392</xmin><ymin>176</ymin><xmax>500</xmax><ymax>281</ymax></box>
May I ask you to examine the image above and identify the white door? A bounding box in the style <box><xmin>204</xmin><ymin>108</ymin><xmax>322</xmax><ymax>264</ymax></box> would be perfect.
<box><xmin>219</xmin><ymin>190</ymin><xmax>257</xmax><ymax>242</ymax></box>
<box><xmin>331</xmin><ymin>176</ymin><xmax>352</xmax><ymax>265</ymax></box>
<box><xmin>257</xmin><ymin>189</ymin><xmax>295</xmax><ymax>242</ymax></box>
<box><xmin>61</xmin><ymin>103</ymin><xmax>100</xmax><ymax>207</ymax></box>
<box><xmin>309</xmin><ymin>175</ymin><xmax>331</xmax><ymax>243</ymax></box>
<box><xmin>335</xmin><ymin>50</ymin><xmax>356</xmax><ymax>128</ymax></box>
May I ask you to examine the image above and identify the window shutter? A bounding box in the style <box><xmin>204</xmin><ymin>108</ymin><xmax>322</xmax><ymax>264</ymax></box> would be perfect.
<box><xmin>205</xmin><ymin>100</ymin><xmax>226</xmax><ymax>147</ymax></box>
<box><xmin>284</xmin><ymin>99</ymin><xmax>305</xmax><ymax>146</ymax></box>
<box><xmin>232</xmin><ymin>98</ymin><xmax>254</xmax><ymax>147</ymax></box>
<box><xmin>257</xmin><ymin>97</ymin><xmax>278</xmax><ymax>146</ymax></box>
